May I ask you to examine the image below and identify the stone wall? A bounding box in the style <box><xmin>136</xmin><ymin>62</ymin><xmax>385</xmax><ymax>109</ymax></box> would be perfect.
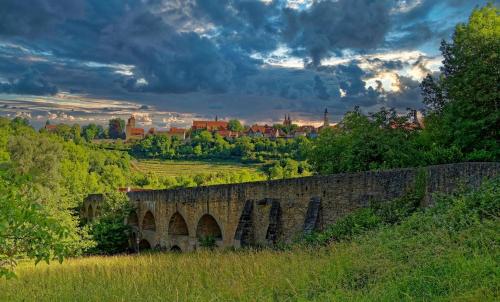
<box><xmin>82</xmin><ymin>162</ymin><xmax>500</xmax><ymax>252</ymax></box>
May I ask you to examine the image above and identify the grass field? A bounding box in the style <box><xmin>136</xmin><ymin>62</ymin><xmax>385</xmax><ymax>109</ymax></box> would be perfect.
<box><xmin>2</xmin><ymin>180</ymin><xmax>499</xmax><ymax>302</ymax></box>
<box><xmin>131</xmin><ymin>159</ymin><xmax>265</xmax><ymax>178</ymax></box>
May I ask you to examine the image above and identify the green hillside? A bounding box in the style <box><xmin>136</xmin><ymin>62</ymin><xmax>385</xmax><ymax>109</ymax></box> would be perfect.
<box><xmin>131</xmin><ymin>159</ymin><xmax>265</xmax><ymax>178</ymax></box>
<box><xmin>1</xmin><ymin>179</ymin><xmax>498</xmax><ymax>301</ymax></box>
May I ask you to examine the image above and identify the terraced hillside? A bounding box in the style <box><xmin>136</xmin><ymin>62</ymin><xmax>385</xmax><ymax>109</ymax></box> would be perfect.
<box><xmin>131</xmin><ymin>159</ymin><xmax>265</xmax><ymax>178</ymax></box>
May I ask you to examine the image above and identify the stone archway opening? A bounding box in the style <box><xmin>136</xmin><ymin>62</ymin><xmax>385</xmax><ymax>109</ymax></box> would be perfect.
<box><xmin>196</xmin><ymin>214</ymin><xmax>222</xmax><ymax>242</ymax></box>
<box><xmin>142</xmin><ymin>211</ymin><xmax>156</xmax><ymax>231</ymax></box>
<box><xmin>168</xmin><ymin>212</ymin><xmax>189</xmax><ymax>236</ymax></box>
<box><xmin>128</xmin><ymin>211</ymin><xmax>139</xmax><ymax>227</ymax></box>
<box><xmin>138</xmin><ymin>239</ymin><xmax>151</xmax><ymax>251</ymax></box>
<box><xmin>170</xmin><ymin>245</ymin><xmax>182</xmax><ymax>253</ymax></box>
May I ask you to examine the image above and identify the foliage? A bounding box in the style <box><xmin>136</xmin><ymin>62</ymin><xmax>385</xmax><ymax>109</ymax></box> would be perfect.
<box><xmin>130</xmin><ymin>129</ymin><xmax>311</xmax><ymax>165</ymax></box>
<box><xmin>420</xmin><ymin>5</ymin><xmax>499</xmax><ymax>161</ymax></box>
<box><xmin>308</xmin><ymin>107</ymin><xmax>425</xmax><ymax>174</ymax></box>
<box><xmin>227</xmin><ymin>119</ymin><xmax>243</xmax><ymax>131</ymax></box>
<box><xmin>87</xmin><ymin>192</ymin><xmax>132</xmax><ymax>255</ymax></box>
<box><xmin>0</xmin><ymin>173</ymin><xmax>70</xmax><ymax>278</ymax></box>
<box><xmin>108</xmin><ymin>118</ymin><xmax>125</xmax><ymax>139</ymax></box>
<box><xmin>0</xmin><ymin>117</ymin><xmax>136</xmax><ymax>276</ymax></box>
<box><xmin>198</xmin><ymin>236</ymin><xmax>217</xmax><ymax>249</ymax></box>
<box><xmin>82</xmin><ymin>123</ymin><xmax>105</xmax><ymax>141</ymax></box>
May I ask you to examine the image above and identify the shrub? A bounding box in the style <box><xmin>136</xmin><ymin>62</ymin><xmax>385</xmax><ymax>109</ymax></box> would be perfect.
<box><xmin>198</xmin><ymin>236</ymin><xmax>217</xmax><ymax>249</ymax></box>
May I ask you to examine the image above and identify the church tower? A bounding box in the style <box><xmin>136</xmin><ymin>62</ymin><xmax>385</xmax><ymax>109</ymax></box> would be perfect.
<box><xmin>323</xmin><ymin>108</ymin><xmax>329</xmax><ymax>127</ymax></box>
<box><xmin>283</xmin><ymin>114</ymin><xmax>292</xmax><ymax>126</ymax></box>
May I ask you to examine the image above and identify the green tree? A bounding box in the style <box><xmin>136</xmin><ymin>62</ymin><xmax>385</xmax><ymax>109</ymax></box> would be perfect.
<box><xmin>421</xmin><ymin>4</ymin><xmax>499</xmax><ymax>160</ymax></box>
<box><xmin>108</xmin><ymin>118</ymin><xmax>125</xmax><ymax>139</ymax></box>
<box><xmin>228</xmin><ymin>119</ymin><xmax>243</xmax><ymax>132</ymax></box>
<box><xmin>0</xmin><ymin>173</ymin><xmax>70</xmax><ymax>278</ymax></box>
<box><xmin>82</xmin><ymin>124</ymin><xmax>102</xmax><ymax>142</ymax></box>
<box><xmin>87</xmin><ymin>192</ymin><xmax>131</xmax><ymax>255</ymax></box>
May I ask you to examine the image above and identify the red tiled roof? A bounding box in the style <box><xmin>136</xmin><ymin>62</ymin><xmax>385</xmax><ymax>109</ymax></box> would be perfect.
<box><xmin>169</xmin><ymin>127</ymin><xmax>187</xmax><ymax>134</ymax></box>
<box><xmin>216</xmin><ymin>130</ymin><xmax>239</xmax><ymax>138</ymax></box>
<box><xmin>45</xmin><ymin>124</ymin><xmax>57</xmax><ymax>131</ymax></box>
<box><xmin>249</xmin><ymin>125</ymin><xmax>267</xmax><ymax>133</ymax></box>
<box><xmin>192</xmin><ymin>120</ymin><xmax>228</xmax><ymax>130</ymax></box>
<box><xmin>130</xmin><ymin>128</ymin><xmax>144</xmax><ymax>135</ymax></box>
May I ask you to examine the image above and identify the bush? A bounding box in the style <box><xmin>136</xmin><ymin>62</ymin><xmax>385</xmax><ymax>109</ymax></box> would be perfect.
<box><xmin>198</xmin><ymin>236</ymin><xmax>217</xmax><ymax>249</ymax></box>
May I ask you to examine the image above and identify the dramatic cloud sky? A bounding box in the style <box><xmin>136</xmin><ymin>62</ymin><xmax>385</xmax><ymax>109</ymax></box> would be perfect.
<box><xmin>0</xmin><ymin>0</ymin><xmax>496</xmax><ymax>128</ymax></box>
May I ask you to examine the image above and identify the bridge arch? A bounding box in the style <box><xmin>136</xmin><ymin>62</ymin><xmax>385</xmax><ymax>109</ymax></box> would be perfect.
<box><xmin>170</xmin><ymin>245</ymin><xmax>182</xmax><ymax>252</ymax></box>
<box><xmin>196</xmin><ymin>214</ymin><xmax>223</xmax><ymax>241</ymax></box>
<box><xmin>138</xmin><ymin>239</ymin><xmax>151</xmax><ymax>251</ymax></box>
<box><xmin>168</xmin><ymin>212</ymin><xmax>189</xmax><ymax>236</ymax></box>
<box><xmin>142</xmin><ymin>211</ymin><xmax>156</xmax><ymax>231</ymax></box>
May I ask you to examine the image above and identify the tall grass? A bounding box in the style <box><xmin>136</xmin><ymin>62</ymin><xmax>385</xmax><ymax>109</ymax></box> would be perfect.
<box><xmin>1</xmin><ymin>179</ymin><xmax>498</xmax><ymax>301</ymax></box>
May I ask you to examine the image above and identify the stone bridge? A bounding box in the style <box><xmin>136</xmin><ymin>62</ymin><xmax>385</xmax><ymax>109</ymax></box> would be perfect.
<box><xmin>83</xmin><ymin>162</ymin><xmax>499</xmax><ymax>252</ymax></box>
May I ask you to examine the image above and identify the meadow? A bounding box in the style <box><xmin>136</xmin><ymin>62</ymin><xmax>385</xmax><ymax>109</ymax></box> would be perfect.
<box><xmin>131</xmin><ymin>159</ymin><xmax>265</xmax><ymax>178</ymax></box>
<box><xmin>2</xmin><ymin>180</ymin><xmax>498</xmax><ymax>302</ymax></box>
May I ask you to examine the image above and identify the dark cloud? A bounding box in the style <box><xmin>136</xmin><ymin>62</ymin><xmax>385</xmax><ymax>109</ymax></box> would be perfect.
<box><xmin>283</xmin><ymin>0</ymin><xmax>393</xmax><ymax>65</ymax></box>
<box><xmin>0</xmin><ymin>0</ymin><xmax>85</xmax><ymax>37</ymax></box>
<box><xmin>0</xmin><ymin>69</ymin><xmax>58</xmax><ymax>95</ymax></box>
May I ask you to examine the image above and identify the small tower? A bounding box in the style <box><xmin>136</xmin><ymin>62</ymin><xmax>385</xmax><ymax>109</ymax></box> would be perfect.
<box><xmin>323</xmin><ymin>108</ymin><xmax>329</xmax><ymax>127</ymax></box>
<box><xmin>215</xmin><ymin>115</ymin><xmax>218</xmax><ymax>122</ymax></box>
<box><xmin>126</xmin><ymin>115</ymin><xmax>136</xmax><ymax>140</ymax></box>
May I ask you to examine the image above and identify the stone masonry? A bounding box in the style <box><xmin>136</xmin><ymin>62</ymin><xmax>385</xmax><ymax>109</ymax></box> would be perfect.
<box><xmin>83</xmin><ymin>162</ymin><xmax>500</xmax><ymax>252</ymax></box>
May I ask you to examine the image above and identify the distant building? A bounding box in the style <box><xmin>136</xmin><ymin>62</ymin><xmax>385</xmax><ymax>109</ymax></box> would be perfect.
<box><xmin>215</xmin><ymin>130</ymin><xmax>240</xmax><ymax>139</ymax></box>
<box><xmin>125</xmin><ymin>115</ymin><xmax>145</xmax><ymax>141</ymax></box>
<box><xmin>246</xmin><ymin>124</ymin><xmax>282</xmax><ymax>139</ymax></box>
<box><xmin>192</xmin><ymin>118</ymin><xmax>229</xmax><ymax>131</ymax></box>
<box><xmin>148</xmin><ymin>127</ymin><xmax>187</xmax><ymax>140</ymax></box>
<box><xmin>44</xmin><ymin>124</ymin><xmax>58</xmax><ymax>133</ymax></box>
<box><xmin>167</xmin><ymin>127</ymin><xmax>188</xmax><ymax>140</ymax></box>
<box><xmin>295</xmin><ymin>125</ymin><xmax>317</xmax><ymax>138</ymax></box>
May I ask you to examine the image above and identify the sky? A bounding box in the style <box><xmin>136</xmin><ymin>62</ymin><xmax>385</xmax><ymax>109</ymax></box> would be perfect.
<box><xmin>0</xmin><ymin>0</ymin><xmax>496</xmax><ymax>129</ymax></box>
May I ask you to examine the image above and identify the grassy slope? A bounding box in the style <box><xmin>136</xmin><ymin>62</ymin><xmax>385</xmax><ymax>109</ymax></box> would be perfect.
<box><xmin>1</xmin><ymin>181</ymin><xmax>498</xmax><ymax>301</ymax></box>
<box><xmin>131</xmin><ymin>159</ymin><xmax>265</xmax><ymax>178</ymax></box>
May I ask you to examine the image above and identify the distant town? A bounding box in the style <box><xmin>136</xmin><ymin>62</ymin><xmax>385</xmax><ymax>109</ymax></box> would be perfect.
<box><xmin>41</xmin><ymin>107</ymin><xmax>425</xmax><ymax>144</ymax></box>
<box><xmin>43</xmin><ymin>108</ymin><xmax>339</xmax><ymax>142</ymax></box>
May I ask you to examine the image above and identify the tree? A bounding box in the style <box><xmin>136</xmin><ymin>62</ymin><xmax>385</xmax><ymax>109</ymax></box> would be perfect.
<box><xmin>86</xmin><ymin>192</ymin><xmax>131</xmax><ymax>255</ymax></box>
<box><xmin>108</xmin><ymin>118</ymin><xmax>125</xmax><ymax>139</ymax></box>
<box><xmin>82</xmin><ymin>124</ymin><xmax>102</xmax><ymax>142</ymax></box>
<box><xmin>420</xmin><ymin>5</ymin><xmax>499</xmax><ymax>160</ymax></box>
<box><xmin>0</xmin><ymin>173</ymin><xmax>70</xmax><ymax>278</ymax></box>
<box><xmin>228</xmin><ymin>119</ymin><xmax>243</xmax><ymax>132</ymax></box>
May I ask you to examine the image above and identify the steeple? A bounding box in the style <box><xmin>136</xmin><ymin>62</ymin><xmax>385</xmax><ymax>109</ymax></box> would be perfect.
<box><xmin>323</xmin><ymin>108</ymin><xmax>329</xmax><ymax>127</ymax></box>
<box><xmin>215</xmin><ymin>115</ymin><xmax>218</xmax><ymax>122</ymax></box>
